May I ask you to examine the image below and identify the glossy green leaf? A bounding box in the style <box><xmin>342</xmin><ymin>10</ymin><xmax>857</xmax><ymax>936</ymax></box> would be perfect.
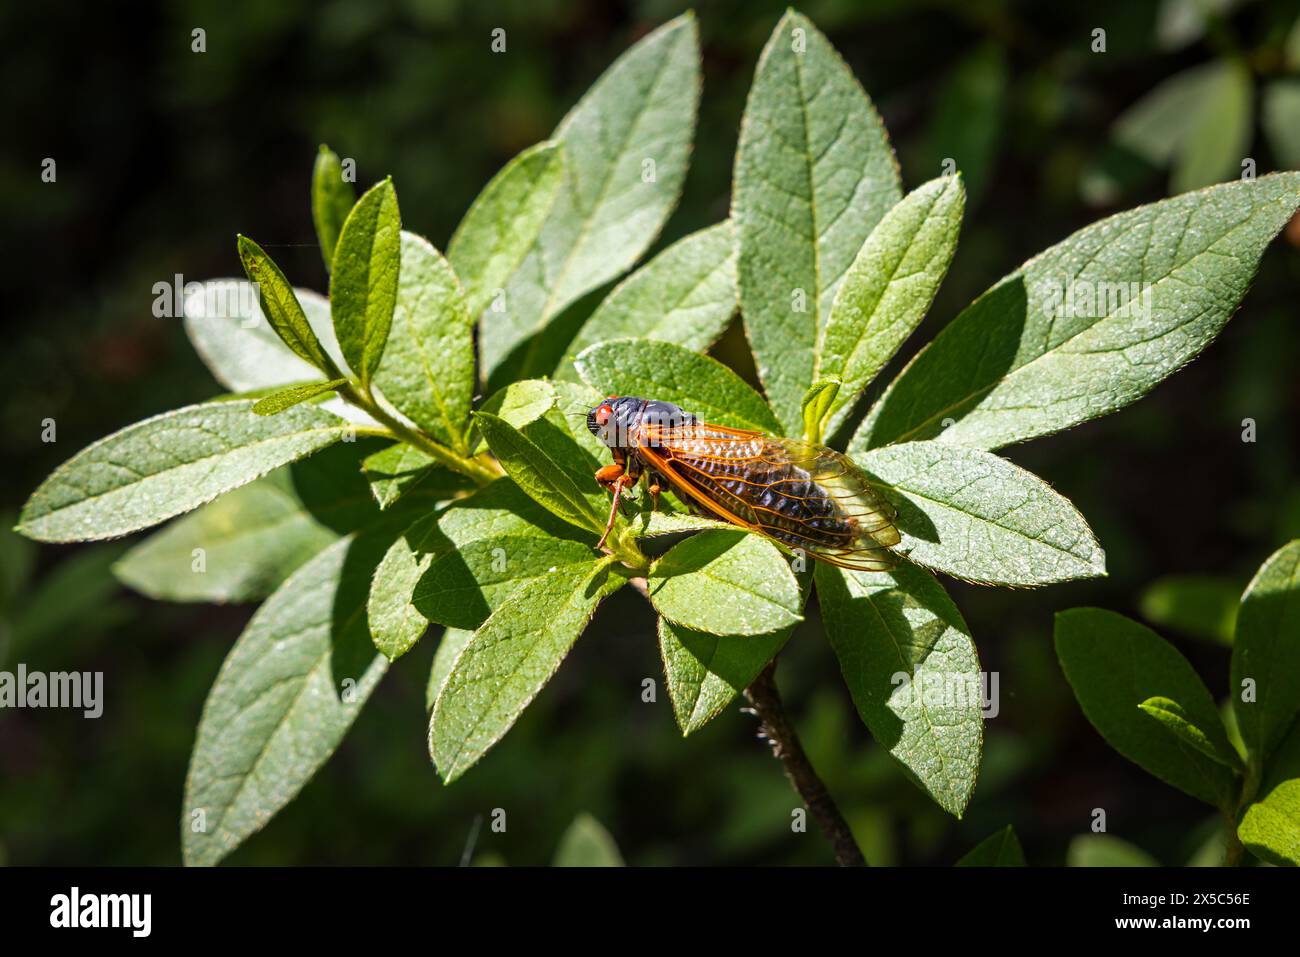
<box><xmin>183</xmin><ymin>280</ymin><xmax>345</xmax><ymax>392</ymax></box>
<box><xmin>956</xmin><ymin>826</ymin><xmax>1024</xmax><ymax>866</ymax></box>
<box><xmin>311</xmin><ymin>145</ymin><xmax>355</xmax><ymax>270</ymax></box>
<box><xmin>1231</xmin><ymin>539</ymin><xmax>1300</xmax><ymax>765</ymax></box>
<box><xmin>1055</xmin><ymin>608</ymin><xmax>1237</xmax><ymax>807</ymax></box>
<box><xmin>183</xmin><ymin>530</ymin><xmax>393</xmax><ymax>865</ymax></box>
<box><xmin>1238</xmin><ymin>718</ymin><xmax>1300</xmax><ymax>866</ymax></box>
<box><xmin>447</xmin><ymin>140</ymin><xmax>565</xmax><ymax>321</ymax></box>
<box><xmin>554</xmin><ymin>813</ymin><xmax>625</xmax><ymax>866</ymax></box>
<box><xmin>857</xmin><ymin>441</ymin><xmax>1104</xmax><ymax>586</ymax></box>
<box><xmin>816</xmin><ymin>176</ymin><xmax>964</xmax><ymax>437</ymax></box>
<box><xmin>331</xmin><ymin>178</ymin><xmax>401</xmax><ymax>388</ymax></box>
<box><xmin>237</xmin><ymin>237</ymin><xmax>338</xmax><ymax>376</ymax></box>
<box><xmin>373</xmin><ymin>231</ymin><xmax>474</xmax><ymax>448</ymax></box>
<box><xmin>430</xmin><ymin>558</ymin><xmax>623</xmax><ymax>782</ymax></box>
<box><xmin>479</xmin><ymin>14</ymin><xmax>700</xmax><ymax>381</ymax></box>
<box><xmin>252</xmin><ymin>378</ymin><xmax>348</xmax><ymax>416</ymax></box>
<box><xmin>1139</xmin><ymin>574</ymin><xmax>1239</xmax><ymax>645</ymax></box>
<box><xmin>1138</xmin><ymin>696</ymin><xmax>1242</xmax><ymax>769</ymax></box>
<box><xmin>648</xmin><ymin>530</ymin><xmax>802</xmax><ymax>636</ymax></box>
<box><xmin>558</xmin><ymin>222</ymin><xmax>737</xmax><ymax>379</ymax></box>
<box><xmin>816</xmin><ymin>561</ymin><xmax>982</xmax><ymax>817</ymax></box>
<box><xmin>473</xmin><ymin>411</ymin><xmax>604</xmax><ymax>536</ymax></box>
<box><xmin>574</xmin><ymin>338</ymin><xmax>783</xmax><ymax>433</ymax></box>
<box><xmin>854</xmin><ymin>173</ymin><xmax>1300</xmax><ymax>452</ymax></box>
<box><xmin>17</xmin><ymin>400</ymin><xmax>350</xmax><ymax>543</ymax></box>
<box><xmin>734</xmin><ymin>10</ymin><xmax>902</xmax><ymax>436</ymax></box>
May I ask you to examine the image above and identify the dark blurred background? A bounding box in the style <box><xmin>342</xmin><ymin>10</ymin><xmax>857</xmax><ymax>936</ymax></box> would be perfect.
<box><xmin>3</xmin><ymin>0</ymin><xmax>1300</xmax><ymax>866</ymax></box>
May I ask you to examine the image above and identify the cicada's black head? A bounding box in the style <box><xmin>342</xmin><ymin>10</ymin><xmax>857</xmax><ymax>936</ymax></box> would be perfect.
<box><xmin>587</xmin><ymin>396</ymin><xmax>696</xmax><ymax>451</ymax></box>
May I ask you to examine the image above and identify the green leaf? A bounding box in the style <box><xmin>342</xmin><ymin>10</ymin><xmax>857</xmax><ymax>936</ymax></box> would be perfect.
<box><xmin>473</xmin><ymin>411</ymin><xmax>604</xmax><ymax>537</ymax></box>
<box><xmin>800</xmin><ymin>378</ymin><xmax>839</xmax><ymax>446</ymax></box>
<box><xmin>360</xmin><ymin>442</ymin><xmax>471</xmax><ymax>510</ymax></box>
<box><xmin>252</xmin><ymin>378</ymin><xmax>348</xmax><ymax>416</ymax></box>
<box><xmin>1173</xmin><ymin>62</ymin><xmax>1252</xmax><ymax>194</ymax></box>
<box><xmin>475</xmin><ymin>379</ymin><xmax>612</xmax><ymax>524</ymax></box>
<box><xmin>1263</xmin><ymin>79</ymin><xmax>1300</xmax><ymax>171</ymax></box>
<box><xmin>237</xmin><ymin>237</ymin><xmax>338</xmax><ymax>376</ymax></box>
<box><xmin>734</xmin><ymin>10</ymin><xmax>903</xmax><ymax>436</ymax></box>
<box><xmin>554</xmin><ymin>813</ymin><xmax>625</xmax><ymax>866</ymax></box>
<box><xmin>854</xmin><ymin>173</ymin><xmax>1300</xmax><ymax>452</ymax></box>
<box><xmin>183</xmin><ymin>280</ymin><xmax>345</xmax><ymax>392</ymax></box>
<box><xmin>479</xmin><ymin>14</ymin><xmax>701</xmax><ymax>381</ymax></box>
<box><xmin>183</xmin><ymin>529</ymin><xmax>393</xmax><ymax>865</ymax></box>
<box><xmin>114</xmin><ymin>446</ymin><xmax>378</xmax><ymax>604</ymax></box>
<box><xmin>1138</xmin><ymin>696</ymin><xmax>1242</xmax><ymax>769</ymax></box>
<box><xmin>430</xmin><ymin>558</ymin><xmax>624</xmax><ymax>782</ymax></box>
<box><xmin>373</xmin><ymin>231</ymin><xmax>474</xmax><ymax>448</ymax></box>
<box><xmin>1231</xmin><ymin>539</ymin><xmax>1300</xmax><ymax>765</ymax></box>
<box><xmin>630</xmin><ymin>504</ymin><xmax>729</xmax><ymax>539</ymax></box>
<box><xmin>574</xmin><ymin>338</ymin><xmax>783</xmax><ymax>433</ymax></box>
<box><xmin>1067</xmin><ymin>834</ymin><xmax>1159</xmax><ymax>867</ymax></box>
<box><xmin>1238</xmin><ymin>717</ymin><xmax>1300</xmax><ymax>866</ymax></box>
<box><xmin>816</xmin><ymin>176</ymin><xmax>964</xmax><ymax>437</ymax></box>
<box><xmin>816</xmin><ymin>561</ymin><xmax>982</xmax><ymax>817</ymax></box>
<box><xmin>331</xmin><ymin>178</ymin><xmax>401</xmax><ymax>388</ymax></box>
<box><xmin>1054</xmin><ymin>608</ymin><xmax>1237</xmax><ymax>807</ymax></box>
<box><xmin>647</xmin><ymin>530</ymin><xmax>802</xmax><ymax>637</ymax></box>
<box><xmin>447</xmin><ymin>140</ymin><xmax>565</xmax><ymax>321</ymax></box>
<box><xmin>558</xmin><ymin>222</ymin><xmax>738</xmax><ymax>379</ymax></box>
<box><xmin>956</xmin><ymin>826</ymin><xmax>1025</xmax><ymax>866</ymax></box>
<box><xmin>369</xmin><ymin>478</ymin><xmax>597</xmax><ymax>658</ymax></box>
<box><xmin>427</xmin><ymin>627</ymin><xmax>473</xmax><ymax>712</ymax></box>
<box><xmin>856</xmin><ymin>441</ymin><xmax>1104</xmax><ymax>586</ymax></box>
<box><xmin>8</xmin><ymin>544</ymin><xmax>126</xmax><ymax>656</ymax></box>
<box><xmin>1114</xmin><ymin>60</ymin><xmax>1253</xmax><ymax>193</ymax></box>
<box><xmin>1139</xmin><ymin>574</ymin><xmax>1240</xmax><ymax>645</ymax></box>
<box><xmin>17</xmin><ymin>400</ymin><xmax>349</xmax><ymax>543</ymax></box>
<box><xmin>658</xmin><ymin>571</ymin><xmax>808</xmax><ymax>734</ymax></box>
<box><xmin>311</xmin><ymin>145</ymin><xmax>355</xmax><ymax>270</ymax></box>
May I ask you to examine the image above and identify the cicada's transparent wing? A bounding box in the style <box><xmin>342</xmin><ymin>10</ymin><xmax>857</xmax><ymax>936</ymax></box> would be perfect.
<box><xmin>635</xmin><ymin>422</ymin><xmax>900</xmax><ymax>570</ymax></box>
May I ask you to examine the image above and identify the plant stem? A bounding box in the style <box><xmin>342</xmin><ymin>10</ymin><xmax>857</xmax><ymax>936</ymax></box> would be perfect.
<box><xmin>341</xmin><ymin>384</ymin><xmax>501</xmax><ymax>486</ymax></box>
<box><xmin>743</xmin><ymin>662</ymin><xmax>867</xmax><ymax>867</ymax></box>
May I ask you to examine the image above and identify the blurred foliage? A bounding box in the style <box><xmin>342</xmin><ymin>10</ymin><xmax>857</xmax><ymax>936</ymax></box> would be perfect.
<box><xmin>3</xmin><ymin>0</ymin><xmax>1300</xmax><ymax>865</ymax></box>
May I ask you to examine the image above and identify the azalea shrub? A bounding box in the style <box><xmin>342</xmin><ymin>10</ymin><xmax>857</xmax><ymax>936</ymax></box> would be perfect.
<box><xmin>16</xmin><ymin>10</ymin><xmax>1300</xmax><ymax>866</ymax></box>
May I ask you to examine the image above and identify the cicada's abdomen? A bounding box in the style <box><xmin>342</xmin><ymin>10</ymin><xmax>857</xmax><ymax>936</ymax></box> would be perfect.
<box><xmin>641</xmin><ymin>425</ymin><xmax>900</xmax><ymax>571</ymax></box>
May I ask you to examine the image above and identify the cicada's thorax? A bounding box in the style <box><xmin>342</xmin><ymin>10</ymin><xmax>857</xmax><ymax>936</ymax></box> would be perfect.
<box><xmin>593</xmin><ymin>397</ymin><xmax>696</xmax><ymax>456</ymax></box>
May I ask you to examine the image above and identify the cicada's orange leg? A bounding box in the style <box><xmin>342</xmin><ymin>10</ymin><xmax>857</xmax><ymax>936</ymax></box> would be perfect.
<box><xmin>594</xmin><ymin>463</ymin><xmax>634</xmax><ymax>550</ymax></box>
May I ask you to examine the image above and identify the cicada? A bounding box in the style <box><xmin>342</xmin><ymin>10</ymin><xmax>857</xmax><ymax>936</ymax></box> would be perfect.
<box><xmin>586</xmin><ymin>396</ymin><xmax>901</xmax><ymax>570</ymax></box>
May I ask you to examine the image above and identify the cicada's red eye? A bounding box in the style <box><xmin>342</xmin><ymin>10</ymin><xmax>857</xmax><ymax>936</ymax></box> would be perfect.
<box><xmin>595</xmin><ymin>405</ymin><xmax>613</xmax><ymax>427</ymax></box>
